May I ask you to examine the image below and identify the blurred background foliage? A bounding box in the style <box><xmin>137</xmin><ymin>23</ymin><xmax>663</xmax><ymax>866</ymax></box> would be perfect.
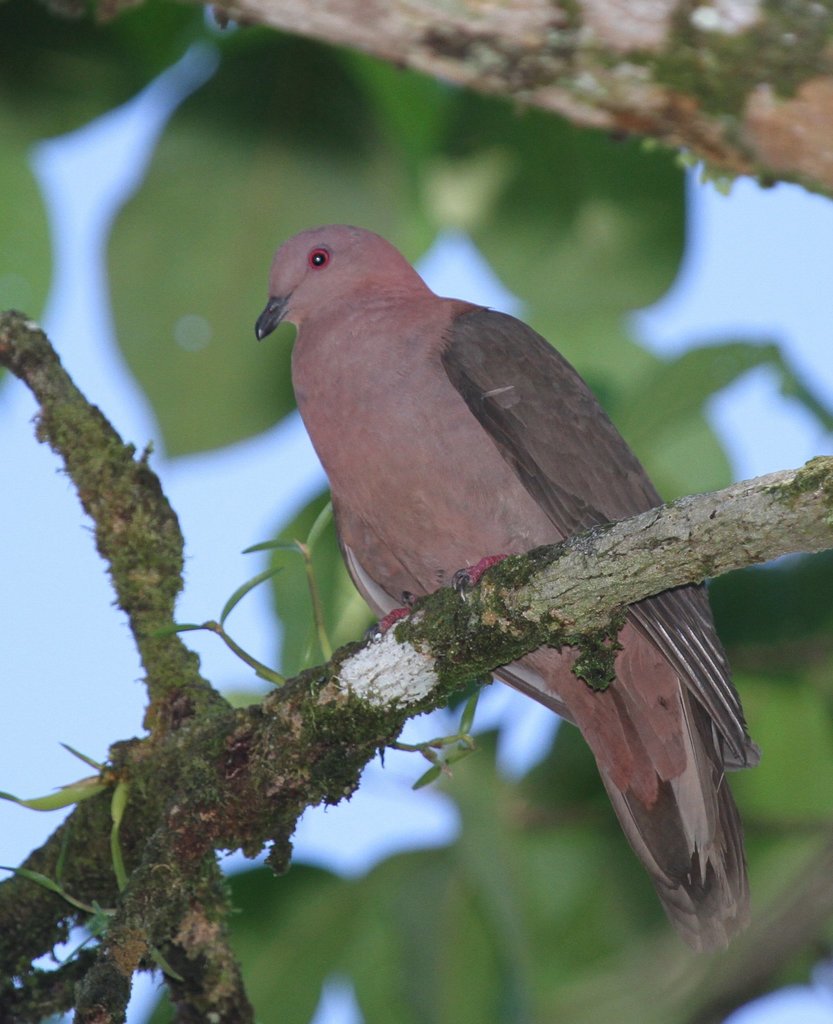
<box><xmin>2</xmin><ymin>0</ymin><xmax>833</xmax><ymax>1021</ymax></box>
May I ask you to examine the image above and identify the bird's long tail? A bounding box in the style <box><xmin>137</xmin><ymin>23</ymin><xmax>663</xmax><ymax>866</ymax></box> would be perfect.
<box><xmin>601</xmin><ymin>690</ymin><xmax>749</xmax><ymax>950</ymax></box>
<box><xmin>507</xmin><ymin>625</ymin><xmax>750</xmax><ymax>950</ymax></box>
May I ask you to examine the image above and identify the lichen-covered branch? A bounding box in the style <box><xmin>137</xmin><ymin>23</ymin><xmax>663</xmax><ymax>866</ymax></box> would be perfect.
<box><xmin>1</xmin><ymin>307</ymin><xmax>832</xmax><ymax>1019</ymax></box>
<box><xmin>212</xmin><ymin>0</ymin><xmax>833</xmax><ymax>195</ymax></box>
<box><xmin>332</xmin><ymin>457</ymin><xmax>833</xmax><ymax>709</ymax></box>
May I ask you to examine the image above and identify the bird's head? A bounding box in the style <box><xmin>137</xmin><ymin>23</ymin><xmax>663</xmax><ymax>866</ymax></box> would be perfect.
<box><xmin>255</xmin><ymin>224</ymin><xmax>428</xmax><ymax>339</ymax></box>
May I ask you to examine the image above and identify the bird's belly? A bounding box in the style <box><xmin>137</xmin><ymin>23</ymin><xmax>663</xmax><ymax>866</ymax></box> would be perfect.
<box><xmin>309</xmin><ymin>393</ymin><xmax>559</xmax><ymax>602</ymax></box>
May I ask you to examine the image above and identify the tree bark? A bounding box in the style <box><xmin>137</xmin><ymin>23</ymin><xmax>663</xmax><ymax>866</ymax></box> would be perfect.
<box><xmin>216</xmin><ymin>0</ymin><xmax>833</xmax><ymax>195</ymax></box>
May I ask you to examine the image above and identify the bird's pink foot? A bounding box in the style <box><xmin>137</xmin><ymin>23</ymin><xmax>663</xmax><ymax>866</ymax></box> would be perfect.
<box><xmin>377</xmin><ymin>606</ymin><xmax>411</xmax><ymax>632</ymax></box>
<box><xmin>367</xmin><ymin>595</ymin><xmax>415</xmax><ymax>641</ymax></box>
<box><xmin>452</xmin><ymin>554</ymin><xmax>508</xmax><ymax>596</ymax></box>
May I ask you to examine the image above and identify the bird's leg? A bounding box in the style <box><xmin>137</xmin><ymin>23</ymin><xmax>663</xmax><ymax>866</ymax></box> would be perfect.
<box><xmin>452</xmin><ymin>555</ymin><xmax>508</xmax><ymax>598</ymax></box>
<box><xmin>367</xmin><ymin>592</ymin><xmax>417</xmax><ymax>639</ymax></box>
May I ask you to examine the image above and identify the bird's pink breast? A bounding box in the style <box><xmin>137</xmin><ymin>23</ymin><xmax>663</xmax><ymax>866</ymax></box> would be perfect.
<box><xmin>291</xmin><ymin>297</ymin><xmax>558</xmax><ymax>599</ymax></box>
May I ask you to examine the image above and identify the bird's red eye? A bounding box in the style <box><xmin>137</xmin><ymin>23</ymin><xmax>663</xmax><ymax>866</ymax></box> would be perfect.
<box><xmin>308</xmin><ymin>248</ymin><xmax>330</xmax><ymax>269</ymax></box>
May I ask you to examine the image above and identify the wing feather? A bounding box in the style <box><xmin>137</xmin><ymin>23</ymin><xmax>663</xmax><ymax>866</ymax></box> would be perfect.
<box><xmin>441</xmin><ymin>307</ymin><xmax>757</xmax><ymax>767</ymax></box>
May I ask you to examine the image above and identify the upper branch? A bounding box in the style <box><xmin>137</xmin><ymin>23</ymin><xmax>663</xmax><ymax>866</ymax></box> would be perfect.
<box><xmin>218</xmin><ymin>0</ymin><xmax>833</xmax><ymax>194</ymax></box>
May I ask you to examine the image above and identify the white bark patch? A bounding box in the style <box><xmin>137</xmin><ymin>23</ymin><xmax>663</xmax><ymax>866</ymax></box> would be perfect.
<box><xmin>580</xmin><ymin>0</ymin><xmax>675</xmax><ymax>53</ymax></box>
<box><xmin>690</xmin><ymin>1</ymin><xmax>761</xmax><ymax>35</ymax></box>
<box><xmin>341</xmin><ymin>631</ymin><xmax>439</xmax><ymax>706</ymax></box>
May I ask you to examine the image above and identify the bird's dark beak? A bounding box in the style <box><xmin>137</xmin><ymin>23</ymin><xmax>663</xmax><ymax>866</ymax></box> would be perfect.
<box><xmin>255</xmin><ymin>295</ymin><xmax>289</xmax><ymax>340</ymax></box>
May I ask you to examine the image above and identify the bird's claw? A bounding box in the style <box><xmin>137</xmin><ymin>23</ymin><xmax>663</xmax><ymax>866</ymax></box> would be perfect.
<box><xmin>366</xmin><ymin>605</ymin><xmax>411</xmax><ymax>641</ymax></box>
<box><xmin>452</xmin><ymin>554</ymin><xmax>508</xmax><ymax>599</ymax></box>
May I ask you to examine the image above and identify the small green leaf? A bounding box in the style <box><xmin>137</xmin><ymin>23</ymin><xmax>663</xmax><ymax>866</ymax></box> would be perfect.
<box><xmin>219</xmin><ymin>565</ymin><xmax>283</xmax><ymax>626</ymax></box>
<box><xmin>270</xmin><ymin>492</ymin><xmax>374</xmax><ymax>677</ymax></box>
<box><xmin>203</xmin><ymin>620</ymin><xmax>286</xmax><ymax>686</ymax></box>
<box><xmin>305</xmin><ymin>500</ymin><xmax>333</xmax><ymax>551</ymax></box>
<box><xmin>150</xmin><ymin>945</ymin><xmax>184</xmax><ymax>982</ymax></box>
<box><xmin>459</xmin><ymin>691</ymin><xmax>480</xmax><ymax>735</ymax></box>
<box><xmin>242</xmin><ymin>539</ymin><xmax>301</xmax><ymax>554</ymax></box>
<box><xmin>2</xmin><ymin>866</ymin><xmax>64</xmax><ymax>896</ymax></box>
<box><xmin>110</xmin><ymin>781</ymin><xmax>130</xmax><ymax>892</ymax></box>
<box><xmin>55</xmin><ymin>826</ymin><xmax>71</xmax><ymax>885</ymax></box>
<box><xmin>412</xmin><ymin>765</ymin><xmax>443</xmax><ymax>790</ymax></box>
<box><xmin>0</xmin><ymin>777</ymin><xmax>107</xmax><ymax>811</ymax></box>
<box><xmin>60</xmin><ymin>743</ymin><xmax>104</xmax><ymax>771</ymax></box>
<box><xmin>86</xmin><ymin>901</ymin><xmax>115</xmax><ymax>938</ymax></box>
<box><xmin>151</xmin><ymin>622</ymin><xmax>204</xmax><ymax>636</ymax></box>
<box><xmin>300</xmin><ymin>537</ymin><xmax>333</xmax><ymax>663</ymax></box>
<box><xmin>111</xmin><ymin>779</ymin><xmax>129</xmax><ymax>828</ymax></box>
<box><xmin>444</xmin><ymin>745</ymin><xmax>475</xmax><ymax>767</ymax></box>
<box><xmin>1</xmin><ymin>867</ymin><xmax>95</xmax><ymax>914</ymax></box>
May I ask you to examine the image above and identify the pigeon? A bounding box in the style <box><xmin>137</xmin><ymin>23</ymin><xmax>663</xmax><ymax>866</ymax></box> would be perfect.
<box><xmin>256</xmin><ymin>225</ymin><xmax>759</xmax><ymax>948</ymax></box>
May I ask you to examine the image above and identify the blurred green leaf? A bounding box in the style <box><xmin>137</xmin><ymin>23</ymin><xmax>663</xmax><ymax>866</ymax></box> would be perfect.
<box><xmin>449</xmin><ymin>98</ymin><xmax>683</xmax><ymax>361</ymax></box>
<box><xmin>639</xmin><ymin>410</ymin><xmax>732</xmax><ymax>498</ymax></box>
<box><xmin>616</xmin><ymin>339</ymin><xmax>833</xmax><ymax>453</ymax></box>
<box><xmin>732</xmin><ymin>672</ymin><xmax>833</xmax><ymax>821</ymax></box>
<box><xmin>0</xmin><ymin>0</ymin><xmax>208</xmax><ymax>352</ymax></box>
<box><xmin>412</xmin><ymin>764</ymin><xmax>443</xmax><ymax>790</ymax></box>
<box><xmin>0</xmin><ymin>0</ymin><xmax>204</xmax><ymax>137</ymax></box>
<box><xmin>231</xmin><ymin>864</ymin><xmax>371</xmax><ymax>1023</ymax></box>
<box><xmin>109</xmin><ymin>33</ymin><xmax>433</xmax><ymax>455</ymax></box>
<box><xmin>345</xmin><ymin>53</ymin><xmax>451</xmax><ymax>252</ymax></box>
<box><xmin>711</xmin><ymin>552</ymin><xmax>833</xmax><ymax>657</ymax></box>
<box><xmin>0</xmin><ymin>113</ymin><xmax>49</xmax><ymax>319</ymax></box>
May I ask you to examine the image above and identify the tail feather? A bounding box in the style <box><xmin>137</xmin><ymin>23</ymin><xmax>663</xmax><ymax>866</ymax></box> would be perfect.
<box><xmin>598</xmin><ymin>682</ymin><xmax>750</xmax><ymax>950</ymax></box>
<box><xmin>505</xmin><ymin>624</ymin><xmax>751</xmax><ymax>950</ymax></box>
<box><xmin>604</xmin><ymin>714</ymin><xmax>749</xmax><ymax>950</ymax></box>
<box><xmin>599</xmin><ymin>645</ymin><xmax>750</xmax><ymax>950</ymax></box>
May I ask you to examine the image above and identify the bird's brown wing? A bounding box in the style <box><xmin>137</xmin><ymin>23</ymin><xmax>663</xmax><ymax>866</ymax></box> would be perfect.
<box><xmin>441</xmin><ymin>307</ymin><xmax>757</xmax><ymax>769</ymax></box>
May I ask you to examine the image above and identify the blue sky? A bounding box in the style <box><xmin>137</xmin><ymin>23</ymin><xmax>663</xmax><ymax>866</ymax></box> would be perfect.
<box><xmin>1</xmin><ymin>43</ymin><xmax>832</xmax><ymax>1023</ymax></box>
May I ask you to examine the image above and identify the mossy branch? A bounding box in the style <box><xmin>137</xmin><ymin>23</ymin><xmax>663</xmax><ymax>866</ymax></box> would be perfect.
<box><xmin>1</xmin><ymin>309</ymin><xmax>832</xmax><ymax>1019</ymax></box>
